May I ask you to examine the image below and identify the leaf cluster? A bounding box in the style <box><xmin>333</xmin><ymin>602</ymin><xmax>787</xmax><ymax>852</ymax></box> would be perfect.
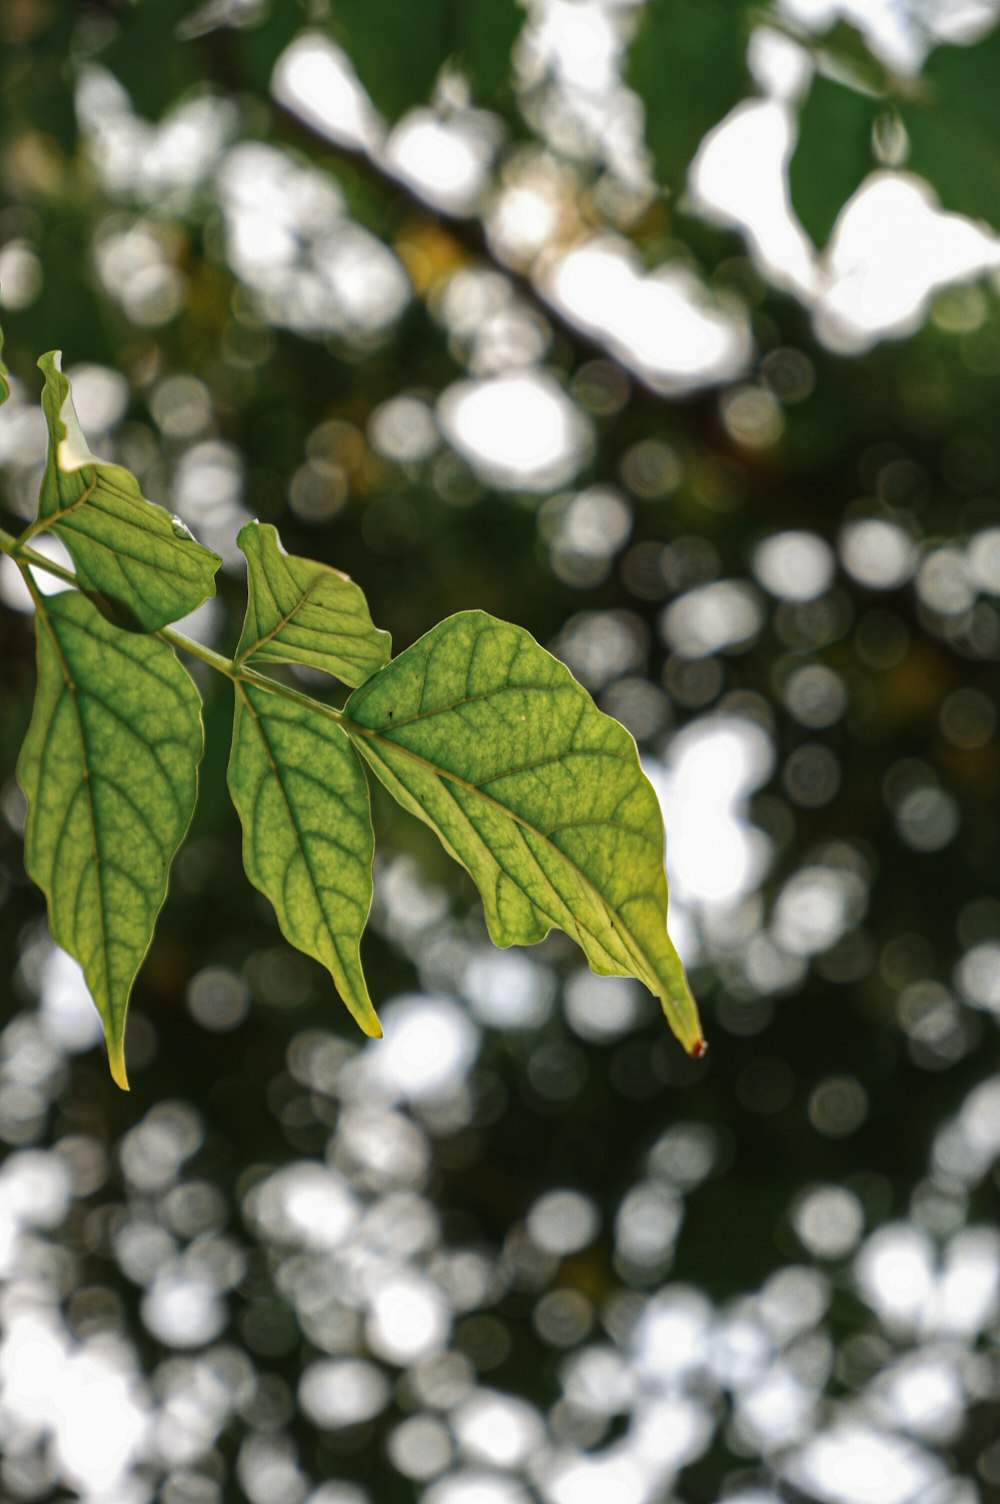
<box><xmin>0</xmin><ymin>336</ymin><xmax>702</xmax><ymax>1088</ymax></box>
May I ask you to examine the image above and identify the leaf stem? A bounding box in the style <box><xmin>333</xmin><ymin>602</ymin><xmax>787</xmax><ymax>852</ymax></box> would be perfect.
<box><xmin>158</xmin><ymin>626</ymin><xmax>240</xmax><ymax>680</ymax></box>
<box><xmin>0</xmin><ymin>525</ymin><xmax>78</xmax><ymax>587</ymax></box>
<box><xmin>0</xmin><ymin>525</ymin><xmax>349</xmax><ymax>726</ymax></box>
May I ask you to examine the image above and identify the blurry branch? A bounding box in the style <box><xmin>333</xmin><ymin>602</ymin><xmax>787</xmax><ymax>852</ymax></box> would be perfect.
<box><xmin>260</xmin><ymin>55</ymin><xmax>864</xmax><ymax>546</ymax></box>
<box><xmin>197</xmin><ymin>29</ymin><xmax>741</xmax><ymax>442</ymax></box>
<box><xmin>269</xmin><ymin>88</ymin><xmax>792</xmax><ymax>518</ymax></box>
<box><xmin>269</xmin><ymin>95</ymin><xmax>808</xmax><ymax>532</ymax></box>
<box><xmin>267</xmin><ymin>96</ymin><xmax>630</xmax><ymax>375</ymax></box>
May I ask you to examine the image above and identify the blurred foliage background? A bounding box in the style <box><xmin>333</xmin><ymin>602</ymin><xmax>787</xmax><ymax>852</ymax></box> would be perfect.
<box><xmin>4</xmin><ymin>1</ymin><xmax>1000</xmax><ymax>1501</ymax></box>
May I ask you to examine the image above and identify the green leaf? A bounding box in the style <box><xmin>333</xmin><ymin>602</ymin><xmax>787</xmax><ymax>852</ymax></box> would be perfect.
<box><xmin>902</xmin><ymin>23</ymin><xmax>1000</xmax><ymax>226</ymax></box>
<box><xmin>628</xmin><ymin>0</ymin><xmax>750</xmax><ymax>195</ymax></box>
<box><xmin>343</xmin><ymin>611</ymin><xmax>703</xmax><ymax>1054</ymax></box>
<box><xmin>32</xmin><ymin>352</ymin><xmax>221</xmax><ymax>632</ymax></box>
<box><xmin>788</xmin><ymin>22</ymin><xmax>1000</xmax><ymax>240</ymax></box>
<box><xmin>17</xmin><ymin>590</ymin><xmax>204</xmax><ymax>1088</ymax></box>
<box><xmin>810</xmin><ymin>19</ymin><xmax>892</xmax><ymax>95</ymax></box>
<box><xmin>793</xmin><ymin>21</ymin><xmax>1000</xmax><ymax>240</ymax></box>
<box><xmin>231</xmin><ymin>0</ymin><xmax>314</xmax><ymax>94</ymax></box>
<box><xmin>235</xmin><ymin>521</ymin><xmax>391</xmax><ymax>686</ymax></box>
<box><xmin>228</xmin><ymin>683</ymin><xmax>380</xmax><ymax>1037</ymax></box>
<box><xmin>332</xmin><ymin>0</ymin><xmax>522</xmax><ymax>120</ymax></box>
<box><xmin>789</xmin><ymin>73</ymin><xmax>877</xmax><ymax>247</ymax></box>
<box><xmin>98</xmin><ymin>0</ymin><xmax>204</xmax><ymax>119</ymax></box>
<box><xmin>459</xmin><ymin>0</ymin><xmax>524</xmax><ymax>101</ymax></box>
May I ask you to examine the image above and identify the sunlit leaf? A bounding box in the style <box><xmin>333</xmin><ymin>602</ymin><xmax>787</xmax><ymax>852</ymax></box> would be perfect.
<box><xmin>228</xmin><ymin>682</ymin><xmax>380</xmax><ymax>1037</ymax></box>
<box><xmin>628</xmin><ymin>0</ymin><xmax>750</xmax><ymax>195</ymax></box>
<box><xmin>235</xmin><ymin>520</ymin><xmax>391</xmax><ymax>686</ymax></box>
<box><xmin>17</xmin><ymin>590</ymin><xmax>204</xmax><ymax>1088</ymax></box>
<box><xmin>343</xmin><ymin>611</ymin><xmax>703</xmax><ymax>1053</ymax></box>
<box><xmin>33</xmin><ymin>352</ymin><xmax>220</xmax><ymax>632</ymax></box>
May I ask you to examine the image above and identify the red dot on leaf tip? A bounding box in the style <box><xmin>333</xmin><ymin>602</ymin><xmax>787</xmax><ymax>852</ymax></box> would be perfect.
<box><xmin>691</xmin><ymin>1038</ymin><xmax>709</xmax><ymax>1059</ymax></box>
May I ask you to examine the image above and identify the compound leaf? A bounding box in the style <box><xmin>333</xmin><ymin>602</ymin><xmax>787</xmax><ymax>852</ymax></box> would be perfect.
<box><xmin>33</xmin><ymin>352</ymin><xmax>220</xmax><ymax>632</ymax></box>
<box><xmin>343</xmin><ymin>611</ymin><xmax>703</xmax><ymax>1054</ymax></box>
<box><xmin>17</xmin><ymin>590</ymin><xmax>204</xmax><ymax>1088</ymax></box>
<box><xmin>228</xmin><ymin>682</ymin><xmax>380</xmax><ymax>1036</ymax></box>
<box><xmin>235</xmin><ymin>521</ymin><xmax>391</xmax><ymax>686</ymax></box>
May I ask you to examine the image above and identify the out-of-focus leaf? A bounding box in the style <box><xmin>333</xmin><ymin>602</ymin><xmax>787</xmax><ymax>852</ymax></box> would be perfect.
<box><xmin>814</xmin><ymin>20</ymin><xmax>892</xmax><ymax>94</ymax></box>
<box><xmin>17</xmin><ymin>591</ymin><xmax>203</xmax><ymax>1089</ymax></box>
<box><xmin>331</xmin><ymin>0</ymin><xmax>522</xmax><ymax>119</ymax></box>
<box><xmin>790</xmin><ymin>21</ymin><xmax>1000</xmax><ymax>240</ymax></box>
<box><xmin>628</xmin><ymin>0</ymin><xmax>750</xmax><ymax>194</ymax></box>
<box><xmin>235</xmin><ymin>521</ymin><xmax>391</xmax><ymax>686</ymax></box>
<box><xmin>98</xmin><ymin>0</ymin><xmax>203</xmax><ymax>118</ymax></box>
<box><xmin>789</xmin><ymin>73</ymin><xmax>876</xmax><ymax>247</ymax></box>
<box><xmin>459</xmin><ymin>0</ymin><xmax>524</xmax><ymax>100</ymax></box>
<box><xmin>231</xmin><ymin>1</ymin><xmax>313</xmax><ymax>93</ymax></box>
<box><xmin>343</xmin><ymin>611</ymin><xmax>704</xmax><ymax>1054</ymax></box>
<box><xmin>902</xmin><ymin>23</ymin><xmax>1000</xmax><ymax>225</ymax></box>
<box><xmin>31</xmin><ymin>353</ymin><xmax>221</xmax><ymax>633</ymax></box>
<box><xmin>228</xmin><ymin>683</ymin><xmax>380</xmax><ymax>1037</ymax></box>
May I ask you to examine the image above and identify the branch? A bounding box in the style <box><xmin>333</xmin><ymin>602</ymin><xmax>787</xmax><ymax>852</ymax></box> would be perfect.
<box><xmin>268</xmin><ymin>97</ymin><xmax>630</xmax><ymax>373</ymax></box>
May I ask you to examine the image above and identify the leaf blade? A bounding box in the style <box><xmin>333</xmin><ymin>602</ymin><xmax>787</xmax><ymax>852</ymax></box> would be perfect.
<box><xmin>902</xmin><ymin>23</ymin><xmax>1000</xmax><ymax>226</ymax></box>
<box><xmin>17</xmin><ymin>590</ymin><xmax>204</xmax><ymax>1087</ymax></box>
<box><xmin>331</xmin><ymin>0</ymin><xmax>522</xmax><ymax>120</ymax></box>
<box><xmin>788</xmin><ymin>21</ymin><xmax>1000</xmax><ymax>238</ymax></box>
<box><xmin>460</xmin><ymin>0</ymin><xmax>524</xmax><ymax>101</ymax></box>
<box><xmin>788</xmin><ymin>72</ymin><xmax>876</xmax><ymax>247</ymax></box>
<box><xmin>628</xmin><ymin>0</ymin><xmax>750</xmax><ymax>196</ymax></box>
<box><xmin>35</xmin><ymin>352</ymin><xmax>221</xmax><ymax>632</ymax></box>
<box><xmin>343</xmin><ymin>611</ymin><xmax>702</xmax><ymax>1053</ymax></box>
<box><xmin>333</xmin><ymin>0</ymin><xmax>445</xmax><ymax>119</ymax></box>
<box><xmin>228</xmin><ymin>682</ymin><xmax>381</xmax><ymax>1037</ymax></box>
<box><xmin>235</xmin><ymin>521</ymin><xmax>391</xmax><ymax>686</ymax></box>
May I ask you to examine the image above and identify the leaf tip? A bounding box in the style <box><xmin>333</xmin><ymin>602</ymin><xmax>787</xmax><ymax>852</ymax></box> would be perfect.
<box><xmin>107</xmin><ymin>1034</ymin><xmax>130</xmax><ymax>1092</ymax></box>
<box><xmin>236</xmin><ymin>518</ymin><xmax>262</xmax><ymax>552</ymax></box>
<box><xmin>345</xmin><ymin>986</ymin><xmax>382</xmax><ymax>1038</ymax></box>
<box><xmin>659</xmin><ymin>983</ymin><xmax>706</xmax><ymax>1061</ymax></box>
